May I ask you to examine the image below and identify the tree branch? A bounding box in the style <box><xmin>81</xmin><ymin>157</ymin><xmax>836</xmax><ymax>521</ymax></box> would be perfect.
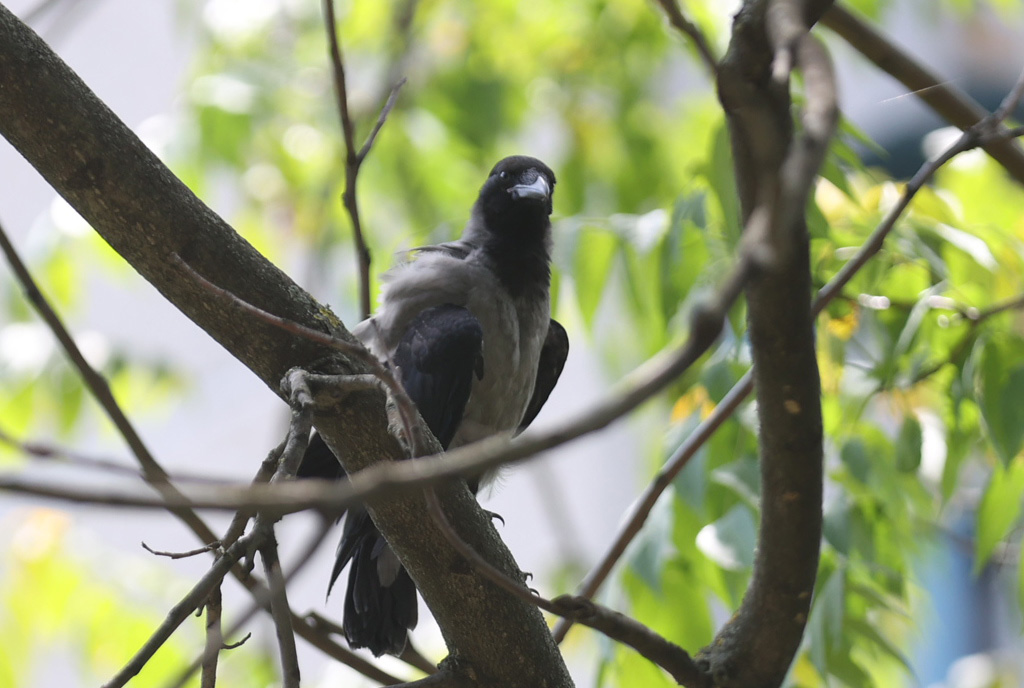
<box><xmin>261</xmin><ymin>535</ymin><xmax>301</xmax><ymax>688</ymax></box>
<box><xmin>0</xmin><ymin>213</ymin><xmax>394</xmax><ymax>685</ymax></box>
<box><xmin>820</xmin><ymin>5</ymin><xmax>1024</xmax><ymax>186</ymax></box>
<box><xmin>200</xmin><ymin>586</ymin><xmax>223</xmax><ymax>688</ymax></box>
<box><xmin>427</xmin><ymin>489</ymin><xmax>709</xmax><ymax>686</ymax></box>
<box><xmin>653</xmin><ymin>0</ymin><xmax>719</xmax><ymax>77</ymax></box>
<box><xmin>168</xmin><ymin>516</ymin><xmax>336</xmax><ymax>688</ymax></box>
<box><xmin>323</xmin><ymin>0</ymin><xmax>405</xmax><ymax>320</ymax></box>
<box><xmin>563</xmin><ymin>0</ymin><xmax>1024</xmax><ymax>662</ymax></box>
<box><xmin>700</xmin><ymin>1</ymin><xmax>833</xmax><ymax>684</ymax></box>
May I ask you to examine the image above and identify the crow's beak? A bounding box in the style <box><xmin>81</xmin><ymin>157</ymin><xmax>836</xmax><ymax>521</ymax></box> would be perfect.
<box><xmin>509</xmin><ymin>173</ymin><xmax>550</xmax><ymax>202</ymax></box>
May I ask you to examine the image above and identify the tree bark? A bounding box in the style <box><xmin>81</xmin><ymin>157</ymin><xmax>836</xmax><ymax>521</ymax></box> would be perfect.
<box><xmin>698</xmin><ymin>1</ymin><xmax>830</xmax><ymax>686</ymax></box>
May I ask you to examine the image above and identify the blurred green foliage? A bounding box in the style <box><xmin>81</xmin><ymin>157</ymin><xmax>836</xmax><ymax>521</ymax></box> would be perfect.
<box><xmin>4</xmin><ymin>0</ymin><xmax>1024</xmax><ymax>686</ymax></box>
<box><xmin>0</xmin><ymin>509</ymin><xmax>276</xmax><ymax>687</ymax></box>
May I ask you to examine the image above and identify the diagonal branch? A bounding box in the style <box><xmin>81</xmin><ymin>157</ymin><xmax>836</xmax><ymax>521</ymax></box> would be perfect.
<box><xmin>426</xmin><ymin>489</ymin><xmax>710</xmax><ymax>687</ymax></box>
<box><xmin>261</xmin><ymin>535</ymin><xmax>300</xmax><ymax>688</ymax></box>
<box><xmin>820</xmin><ymin>5</ymin><xmax>1024</xmax><ymax>185</ymax></box>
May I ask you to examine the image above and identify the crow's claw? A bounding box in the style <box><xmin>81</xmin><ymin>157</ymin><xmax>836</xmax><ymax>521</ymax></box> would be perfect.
<box><xmin>484</xmin><ymin>510</ymin><xmax>505</xmax><ymax>527</ymax></box>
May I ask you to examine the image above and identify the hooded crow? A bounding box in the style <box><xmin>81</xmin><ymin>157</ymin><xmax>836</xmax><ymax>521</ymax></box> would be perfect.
<box><xmin>298</xmin><ymin>155</ymin><xmax>568</xmax><ymax>656</ymax></box>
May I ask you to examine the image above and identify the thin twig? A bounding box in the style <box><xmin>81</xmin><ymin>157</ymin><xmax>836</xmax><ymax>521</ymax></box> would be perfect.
<box><xmin>358</xmin><ymin>78</ymin><xmax>407</xmax><ymax>163</ymax></box>
<box><xmin>0</xmin><ymin>427</ymin><xmax>236</xmax><ymax>483</ymax></box>
<box><xmin>243</xmin><ymin>370</ymin><xmax>317</xmax><ymax>570</ymax></box>
<box><xmin>324</xmin><ymin>0</ymin><xmax>370</xmax><ymax>318</ymax></box>
<box><xmin>551</xmin><ymin>371</ymin><xmax>753</xmax><ymax>643</ymax></box>
<box><xmin>142</xmin><ymin>542</ymin><xmax>220</xmax><ymax>560</ymax></box>
<box><xmin>0</xmin><ymin>426</ymin><xmax>140</xmax><ymax>478</ymax></box>
<box><xmin>323</xmin><ymin>0</ymin><xmax>406</xmax><ymax>319</ymax></box>
<box><xmin>220</xmin><ymin>444</ymin><xmax>283</xmax><ymax>551</ymax></box>
<box><xmin>222</xmin><ymin>634</ymin><xmax>251</xmax><ymax>651</ymax></box>
<box><xmin>260</xmin><ymin>535</ymin><xmax>300</xmax><ymax>688</ymax></box>
<box><xmin>425</xmin><ymin>490</ymin><xmax>709</xmax><ymax>686</ymax></box>
<box><xmin>200</xmin><ymin>586</ymin><xmax>222</xmax><ymax>688</ymax></box>
<box><xmin>164</xmin><ymin>517</ymin><xmax>363</xmax><ymax>688</ymax></box>
<box><xmin>904</xmin><ymin>291</ymin><xmax>1024</xmax><ymax>387</ymax></box>
<box><xmin>550</xmin><ymin>595</ymin><xmax>710</xmax><ymax>687</ymax></box>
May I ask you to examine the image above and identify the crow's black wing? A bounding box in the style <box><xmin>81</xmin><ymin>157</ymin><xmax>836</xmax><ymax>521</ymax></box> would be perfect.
<box><xmin>296</xmin><ymin>431</ymin><xmax>344</xmax><ymax>480</ymax></box>
<box><xmin>517</xmin><ymin>319</ymin><xmax>568</xmax><ymax>433</ymax></box>
<box><xmin>300</xmin><ymin>304</ymin><xmax>483</xmax><ymax>656</ymax></box>
<box><xmin>296</xmin><ymin>303</ymin><xmax>483</xmax><ymax>479</ymax></box>
<box><xmin>393</xmin><ymin>303</ymin><xmax>484</xmax><ymax>449</ymax></box>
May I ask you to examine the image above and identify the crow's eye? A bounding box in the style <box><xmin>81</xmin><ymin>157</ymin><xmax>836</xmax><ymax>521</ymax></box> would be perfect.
<box><xmin>498</xmin><ymin>170</ymin><xmax>509</xmax><ymax>179</ymax></box>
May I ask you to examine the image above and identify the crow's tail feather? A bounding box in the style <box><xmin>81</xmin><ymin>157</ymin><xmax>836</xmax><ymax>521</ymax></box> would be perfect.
<box><xmin>298</xmin><ymin>432</ymin><xmax>417</xmax><ymax>656</ymax></box>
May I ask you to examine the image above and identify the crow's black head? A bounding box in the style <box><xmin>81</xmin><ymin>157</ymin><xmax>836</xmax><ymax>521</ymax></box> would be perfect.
<box><xmin>476</xmin><ymin>156</ymin><xmax>556</xmax><ymax>230</ymax></box>
<box><xmin>466</xmin><ymin>155</ymin><xmax>557</xmax><ymax>296</ymax></box>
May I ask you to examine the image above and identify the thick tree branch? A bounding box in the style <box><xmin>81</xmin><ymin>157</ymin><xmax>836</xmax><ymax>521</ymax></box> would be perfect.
<box><xmin>703</xmin><ymin>1</ymin><xmax>833</xmax><ymax>685</ymax></box>
<box><xmin>0</xmin><ymin>8</ymin><xmax>571</xmax><ymax>686</ymax></box>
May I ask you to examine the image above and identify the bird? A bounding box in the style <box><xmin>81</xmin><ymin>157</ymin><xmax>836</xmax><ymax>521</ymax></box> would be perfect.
<box><xmin>298</xmin><ymin>155</ymin><xmax>569</xmax><ymax>657</ymax></box>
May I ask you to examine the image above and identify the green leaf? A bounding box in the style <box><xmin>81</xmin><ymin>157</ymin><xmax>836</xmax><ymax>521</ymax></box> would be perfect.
<box><xmin>895</xmin><ymin>414</ymin><xmax>922</xmax><ymax>473</ymax></box>
<box><xmin>572</xmin><ymin>226</ymin><xmax>618</xmax><ymax>328</ymax></box>
<box><xmin>695</xmin><ymin>504</ymin><xmax>756</xmax><ymax>570</ymax></box>
<box><xmin>709</xmin><ymin>459</ymin><xmax>760</xmax><ymax>511</ymax></box>
<box><xmin>626</xmin><ymin>491</ymin><xmax>676</xmax><ymax>592</ymax></box>
<box><xmin>976</xmin><ymin>337</ymin><xmax>1024</xmax><ymax>465</ymax></box>
<box><xmin>823</xmin><ymin>492</ymin><xmax>852</xmax><ymax>555</ymax></box>
<box><xmin>1019</xmin><ymin>528</ymin><xmax>1024</xmax><ymax>627</ymax></box>
<box><xmin>975</xmin><ymin>459</ymin><xmax>1024</xmax><ymax>573</ymax></box>
<box><xmin>807</xmin><ymin>565</ymin><xmax>845</xmax><ymax>678</ymax></box>
<box><xmin>704</xmin><ymin>122</ymin><xmax>742</xmax><ymax>247</ymax></box>
<box><xmin>840</xmin><ymin>437</ymin><xmax>872</xmax><ymax>484</ymax></box>
<box><xmin>846</xmin><ymin>618</ymin><xmax>913</xmax><ymax>673</ymax></box>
